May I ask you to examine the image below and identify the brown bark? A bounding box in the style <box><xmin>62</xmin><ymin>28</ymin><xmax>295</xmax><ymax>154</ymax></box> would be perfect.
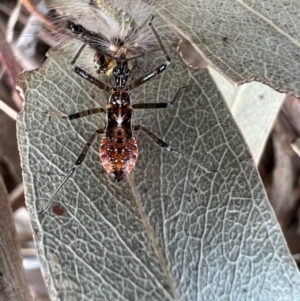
<box><xmin>0</xmin><ymin>176</ymin><xmax>31</xmax><ymax>301</ymax></box>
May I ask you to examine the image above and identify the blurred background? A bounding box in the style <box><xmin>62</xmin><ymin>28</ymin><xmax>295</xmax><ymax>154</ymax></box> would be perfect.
<box><xmin>1</xmin><ymin>0</ymin><xmax>300</xmax><ymax>300</ymax></box>
<box><xmin>1</xmin><ymin>0</ymin><xmax>53</xmax><ymax>299</ymax></box>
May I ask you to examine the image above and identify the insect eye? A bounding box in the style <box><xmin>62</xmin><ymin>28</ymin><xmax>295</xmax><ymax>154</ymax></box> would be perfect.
<box><xmin>70</xmin><ymin>23</ymin><xmax>84</xmax><ymax>33</ymax></box>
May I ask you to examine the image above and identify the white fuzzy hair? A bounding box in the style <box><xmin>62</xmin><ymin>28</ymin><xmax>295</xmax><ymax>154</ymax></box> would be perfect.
<box><xmin>48</xmin><ymin>0</ymin><xmax>161</xmax><ymax>59</ymax></box>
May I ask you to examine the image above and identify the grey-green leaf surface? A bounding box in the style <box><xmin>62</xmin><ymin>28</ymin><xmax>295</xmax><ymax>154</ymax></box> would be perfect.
<box><xmin>209</xmin><ymin>67</ymin><xmax>285</xmax><ymax>163</ymax></box>
<box><xmin>160</xmin><ymin>0</ymin><xmax>300</xmax><ymax>97</ymax></box>
<box><xmin>18</xmin><ymin>17</ymin><xmax>300</xmax><ymax>301</ymax></box>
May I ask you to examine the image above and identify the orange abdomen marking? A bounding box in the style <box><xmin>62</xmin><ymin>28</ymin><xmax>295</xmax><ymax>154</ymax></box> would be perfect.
<box><xmin>100</xmin><ymin>136</ymin><xmax>138</xmax><ymax>182</ymax></box>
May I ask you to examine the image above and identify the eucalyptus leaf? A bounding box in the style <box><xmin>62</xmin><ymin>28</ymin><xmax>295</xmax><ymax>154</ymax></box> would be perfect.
<box><xmin>17</xmin><ymin>11</ymin><xmax>300</xmax><ymax>301</ymax></box>
<box><xmin>160</xmin><ymin>0</ymin><xmax>300</xmax><ymax>97</ymax></box>
<box><xmin>210</xmin><ymin>67</ymin><xmax>285</xmax><ymax>163</ymax></box>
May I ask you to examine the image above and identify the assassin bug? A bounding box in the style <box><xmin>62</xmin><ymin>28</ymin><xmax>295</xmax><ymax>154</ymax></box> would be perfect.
<box><xmin>40</xmin><ymin>22</ymin><xmax>213</xmax><ymax>214</ymax></box>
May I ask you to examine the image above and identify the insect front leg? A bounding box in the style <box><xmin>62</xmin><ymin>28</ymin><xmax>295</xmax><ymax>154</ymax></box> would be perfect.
<box><xmin>46</xmin><ymin>107</ymin><xmax>106</xmax><ymax>120</ymax></box>
<box><xmin>71</xmin><ymin>44</ymin><xmax>111</xmax><ymax>93</ymax></box>
<box><xmin>133</xmin><ymin>125</ymin><xmax>216</xmax><ymax>173</ymax></box>
<box><xmin>68</xmin><ymin>22</ymin><xmax>111</xmax><ymax>74</ymax></box>
<box><xmin>126</xmin><ymin>22</ymin><xmax>171</xmax><ymax>91</ymax></box>
<box><xmin>132</xmin><ymin>86</ymin><xmax>189</xmax><ymax>110</ymax></box>
<box><xmin>40</xmin><ymin>128</ymin><xmax>105</xmax><ymax>215</ymax></box>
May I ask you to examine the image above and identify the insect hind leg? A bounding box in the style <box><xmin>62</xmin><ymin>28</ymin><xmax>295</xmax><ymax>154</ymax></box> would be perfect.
<box><xmin>133</xmin><ymin>125</ymin><xmax>216</xmax><ymax>173</ymax></box>
<box><xmin>40</xmin><ymin>128</ymin><xmax>105</xmax><ymax>215</ymax></box>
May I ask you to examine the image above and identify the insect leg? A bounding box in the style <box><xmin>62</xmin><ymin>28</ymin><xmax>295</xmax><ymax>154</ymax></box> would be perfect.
<box><xmin>68</xmin><ymin>22</ymin><xmax>107</xmax><ymax>48</ymax></box>
<box><xmin>126</xmin><ymin>22</ymin><xmax>171</xmax><ymax>91</ymax></box>
<box><xmin>71</xmin><ymin>44</ymin><xmax>111</xmax><ymax>93</ymax></box>
<box><xmin>68</xmin><ymin>22</ymin><xmax>110</xmax><ymax>73</ymax></box>
<box><xmin>40</xmin><ymin>128</ymin><xmax>105</xmax><ymax>215</ymax></box>
<box><xmin>46</xmin><ymin>107</ymin><xmax>106</xmax><ymax>120</ymax></box>
<box><xmin>132</xmin><ymin>86</ymin><xmax>189</xmax><ymax>110</ymax></box>
<box><xmin>133</xmin><ymin>125</ymin><xmax>216</xmax><ymax>173</ymax></box>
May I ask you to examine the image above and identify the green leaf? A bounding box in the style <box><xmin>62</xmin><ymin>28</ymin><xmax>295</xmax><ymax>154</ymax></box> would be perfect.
<box><xmin>17</xmin><ymin>9</ymin><xmax>300</xmax><ymax>301</ymax></box>
<box><xmin>210</xmin><ymin>68</ymin><xmax>285</xmax><ymax>163</ymax></box>
<box><xmin>160</xmin><ymin>0</ymin><xmax>300</xmax><ymax>97</ymax></box>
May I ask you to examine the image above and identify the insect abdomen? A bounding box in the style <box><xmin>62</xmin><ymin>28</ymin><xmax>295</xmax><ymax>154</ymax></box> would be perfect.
<box><xmin>100</xmin><ymin>136</ymin><xmax>138</xmax><ymax>182</ymax></box>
